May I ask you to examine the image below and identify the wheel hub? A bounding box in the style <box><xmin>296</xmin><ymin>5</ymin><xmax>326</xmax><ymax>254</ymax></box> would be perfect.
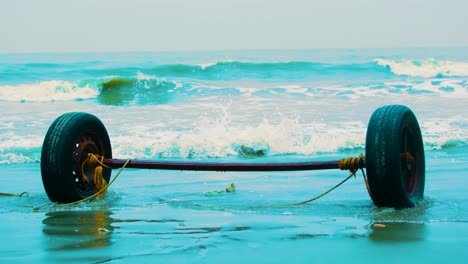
<box><xmin>73</xmin><ymin>133</ymin><xmax>100</xmax><ymax>194</ymax></box>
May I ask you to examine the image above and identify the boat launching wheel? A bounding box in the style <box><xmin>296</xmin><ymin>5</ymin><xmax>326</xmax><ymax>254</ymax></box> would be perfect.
<box><xmin>40</xmin><ymin>105</ymin><xmax>425</xmax><ymax>208</ymax></box>
<box><xmin>365</xmin><ymin>105</ymin><xmax>425</xmax><ymax>208</ymax></box>
<box><xmin>40</xmin><ymin>113</ymin><xmax>112</xmax><ymax>203</ymax></box>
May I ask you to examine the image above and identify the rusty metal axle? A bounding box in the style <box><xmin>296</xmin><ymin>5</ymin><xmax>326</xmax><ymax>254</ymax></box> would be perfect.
<box><xmin>103</xmin><ymin>158</ymin><xmax>364</xmax><ymax>172</ymax></box>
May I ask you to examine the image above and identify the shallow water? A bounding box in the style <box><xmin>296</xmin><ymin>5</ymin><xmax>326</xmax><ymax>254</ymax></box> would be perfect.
<box><xmin>1</xmin><ymin>148</ymin><xmax>467</xmax><ymax>263</ymax></box>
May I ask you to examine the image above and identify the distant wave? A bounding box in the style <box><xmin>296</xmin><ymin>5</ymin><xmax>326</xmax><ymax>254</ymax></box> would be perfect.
<box><xmin>2</xmin><ymin>60</ymin><xmax>393</xmax><ymax>82</ymax></box>
<box><xmin>98</xmin><ymin>73</ymin><xmax>182</xmax><ymax>105</ymax></box>
<box><xmin>375</xmin><ymin>58</ymin><xmax>468</xmax><ymax>77</ymax></box>
<box><xmin>0</xmin><ymin>80</ymin><xmax>99</xmax><ymax>102</ymax></box>
<box><xmin>4</xmin><ymin>59</ymin><xmax>468</xmax><ymax>82</ymax></box>
<box><xmin>89</xmin><ymin>59</ymin><xmax>468</xmax><ymax>79</ymax></box>
<box><xmin>0</xmin><ymin>74</ymin><xmax>181</xmax><ymax>104</ymax></box>
<box><xmin>2</xmin><ymin>75</ymin><xmax>467</xmax><ymax>104</ymax></box>
<box><xmin>146</xmin><ymin>61</ymin><xmax>392</xmax><ymax>79</ymax></box>
<box><xmin>2</xmin><ymin>58</ymin><xmax>468</xmax><ymax>103</ymax></box>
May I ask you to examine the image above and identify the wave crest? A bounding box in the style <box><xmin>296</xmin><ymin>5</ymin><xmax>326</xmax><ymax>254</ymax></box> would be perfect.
<box><xmin>0</xmin><ymin>74</ymin><xmax>181</xmax><ymax>104</ymax></box>
<box><xmin>0</xmin><ymin>80</ymin><xmax>99</xmax><ymax>102</ymax></box>
<box><xmin>374</xmin><ymin>58</ymin><xmax>468</xmax><ymax>77</ymax></box>
<box><xmin>1</xmin><ymin>116</ymin><xmax>467</xmax><ymax>165</ymax></box>
<box><xmin>98</xmin><ymin>74</ymin><xmax>180</xmax><ymax>105</ymax></box>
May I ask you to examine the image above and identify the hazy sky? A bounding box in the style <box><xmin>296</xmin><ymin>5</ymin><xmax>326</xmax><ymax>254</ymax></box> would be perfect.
<box><xmin>1</xmin><ymin>0</ymin><xmax>467</xmax><ymax>53</ymax></box>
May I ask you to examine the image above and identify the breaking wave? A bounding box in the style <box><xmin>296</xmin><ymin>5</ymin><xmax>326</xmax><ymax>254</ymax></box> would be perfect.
<box><xmin>1</xmin><ymin>116</ymin><xmax>467</xmax><ymax>165</ymax></box>
<box><xmin>375</xmin><ymin>58</ymin><xmax>468</xmax><ymax>77</ymax></box>
<box><xmin>0</xmin><ymin>74</ymin><xmax>181</xmax><ymax>104</ymax></box>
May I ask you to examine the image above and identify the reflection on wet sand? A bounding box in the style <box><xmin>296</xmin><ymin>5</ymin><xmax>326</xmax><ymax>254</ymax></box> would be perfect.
<box><xmin>368</xmin><ymin>200</ymin><xmax>429</xmax><ymax>242</ymax></box>
<box><xmin>42</xmin><ymin>210</ymin><xmax>114</xmax><ymax>250</ymax></box>
<box><xmin>368</xmin><ymin>222</ymin><xmax>427</xmax><ymax>242</ymax></box>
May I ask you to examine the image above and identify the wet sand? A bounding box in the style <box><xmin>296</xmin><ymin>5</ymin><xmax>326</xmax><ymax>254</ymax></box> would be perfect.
<box><xmin>1</xmin><ymin>150</ymin><xmax>467</xmax><ymax>263</ymax></box>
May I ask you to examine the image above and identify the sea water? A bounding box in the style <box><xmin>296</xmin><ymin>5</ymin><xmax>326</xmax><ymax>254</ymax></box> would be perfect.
<box><xmin>0</xmin><ymin>48</ymin><xmax>467</xmax><ymax>263</ymax></box>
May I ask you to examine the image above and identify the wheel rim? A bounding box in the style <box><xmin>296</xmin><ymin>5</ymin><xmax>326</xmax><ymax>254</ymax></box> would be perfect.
<box><xmin>72</xmin><ymin>130</ymin><xmax>105</xmax><ymax>196</ymax></box>
<box><xmin>400</xmin><ymin>126</ymin><xmax>419</xmax><ymax>197</ymax></box>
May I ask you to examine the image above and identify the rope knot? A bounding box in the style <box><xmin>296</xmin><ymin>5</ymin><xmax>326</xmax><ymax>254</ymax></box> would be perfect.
<box><xmin>338</xmin><ymin>154</ymin><xmax>365</xmax><ymax>176</ymax></box>
<box><xmin>336</xmin><ymin>154</ymin><xmax>371</xmax><ymax>198</ymax></box>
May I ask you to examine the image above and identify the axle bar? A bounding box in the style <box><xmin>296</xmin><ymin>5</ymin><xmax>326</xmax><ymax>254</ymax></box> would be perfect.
<box><xmin>103</xmin><ymin>158</ymin><xmax>363</xmax><ymax>172</ymax></box>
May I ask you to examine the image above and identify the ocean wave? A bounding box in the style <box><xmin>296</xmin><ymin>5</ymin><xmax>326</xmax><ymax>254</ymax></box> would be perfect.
<box><xmin>181</xmin><ymin>58</ymin><xmax>468</xmax><ymax>79</ymax></box>
<box><xmin>1</xmin><ymin>116</ymin><xmax>466</xmax><ymax>165</ymax></box>
<box><xmin>1</xmin><ymin>75</ymin><xmax>467</xmax><ymax>104</ymax></box>
<box><xmin>154</xmin><ymin>61</ymin><xmax>391</xmax><ymax>78</ymax></box>
<box><xmin>420</xmin><ymin>118</ymin><xmax>468</xmax><ymax>150</ymax></box>
<box><xmin>374</xmin><ymin>58</ymin><xmax>468</xmax><ymax>77</ymax></box>
<box><xmin>110</xmin><ymin>118</ymin><xmax>367</xmax><ymax>160</ymax></box>
<box><xmin>89</xmin><ymin>59</ymin><xmax>468</xmax><ymax>80</ymax></box>
<box><xmin>1</xmin><ymin>137</ymin><xmax>466</xmax><ymax>166</ymax></box>
<box><xmin>98</xmin><ymin>73</ymin><xmax>182</xmax><ymax>105</ymax></box>
<box><xmin>60</xmin><ymin>61</ymin><xmax>392</xmax><ymax>81</ymax></box>
<box><xmin>233</xmin><ymin>78</ymin><xmax>468</xmax><ymax>99</ymax></box>
<box><xmin>4</xmin><ymin>58</ymin><xmax>468</xmax><ymax>84</ymax></box>
<box><xmin>0</xmin><ymin>118</ymin><xmax>367</xmax><ymax>165</ymax></box>
<box><xmin>0</xmin><ymin>80</ymin><xmax>100</xmax><ymax>102</ymax></box>
<box><xmin>0</xmin><ymin>74</ymin><xmax>182</xmax><ymax>104</ymax></box>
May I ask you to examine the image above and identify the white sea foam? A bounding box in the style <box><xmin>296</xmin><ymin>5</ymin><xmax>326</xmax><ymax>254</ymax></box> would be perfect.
<box><xmin>109</xmin><ymin>116</ymin><xmax>368</xmax><ymax>160</ymax></box>
<box><xmin>136</xmin><ymin>72</ymin><xmax>154</xmax><ymax>81</ymax></box>
<box><xmin>0</xmin><ymin>153</ymin><xmax>36</xmax><ymax>165</ymax></box>
<box><xmin>321</xmin><ymin>80</ymin><xmax>468</xmax><ymax>99</ymax></box>
<box><xmin>105</xmin><ymin>116</ymin><xmax>468</xmax><ymax>160</ymax></box>
<box><xmin>420</xmin><ymin>117</ymin><xmax>468</xmax><ymax>149</ymax></box>
<box><xmin>375</xmin><ymin>58</ymin><xmax>468</xmax><ymax>77</ymax></box>
<box><xmin>190</xmin><ymin>79</ymin><xmax>468</xmax><ymax>99</ymax></box>
<box><xmin>0</xmin><ymin>80</ymin><xmax>99</xmax><ymax>102</ymax></box>
<box><xmin>0</xmin><ymin>114</ymin><xmax>467</xmax><ymax>165</ymax></box>
<box><xmin>410</xmin><ymin>80</ymin><xmax>468</xmax><ymax>98</ymax></box>
<box><xmin>0</xmin><ymin>134</ymin><xmax>42</xmax><ymax>164</ymax></box>
<box><xmin>135</xmin><ymin>72</ymin><xmax>182</xmax><ymax>89</ymax></box>
<box><xmin>0</xmin><ymin>136</ymin><xmax>41</xmax><ymax>151</ymax></box>
<box><xmin>98</xmin><ymin>114</ymin><xmax>464</xmax><ymax>165</ymax></box>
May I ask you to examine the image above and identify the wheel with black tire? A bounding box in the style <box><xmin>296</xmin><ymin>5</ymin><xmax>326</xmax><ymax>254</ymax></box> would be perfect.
<box><xmin>41</xmin><ymin>112</ymin><xmax>112</xmax><ymax>203</ymax></box>
<box><xmin>365</xmin><ymin>105</ymin><xmax>425</xmax><ymax>208</ymax></box>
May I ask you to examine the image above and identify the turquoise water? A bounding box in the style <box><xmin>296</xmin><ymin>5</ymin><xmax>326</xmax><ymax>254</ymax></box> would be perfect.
<box><xmin>1</xmin><ymin>48</ymin><xmax>467</xmax><ymax>263</ymax></box>
<box><xmin>1</xmin><ymin>48</ymin><xmax>468</xmax><ymax>164</ymax></box>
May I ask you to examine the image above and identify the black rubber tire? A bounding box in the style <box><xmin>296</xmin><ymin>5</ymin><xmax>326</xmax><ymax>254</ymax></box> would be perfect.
<box><xmin>41</xmin><ymin>112</ymin><xmax>112</xmax><ymax>203</ymax></box>
<box><xmin>365</xmin><ymin>105</ymin><xmax>425</xmax><ymax>208</ymax></box>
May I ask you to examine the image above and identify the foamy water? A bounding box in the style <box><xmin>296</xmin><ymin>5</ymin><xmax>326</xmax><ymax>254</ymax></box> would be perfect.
<box><xmin>375</xmin><ymin>58</ymin><xmax>468</xmax><ymax>77</ymax></box>
<box><xmin>0</xmin><ymin>49</ymin><xmax>467</xmax><ymax>165</ymax></box>
<box><xmin>0</xmin><ymin>80</ymin><xmax>99</xmax><ymax>102</ymax></box>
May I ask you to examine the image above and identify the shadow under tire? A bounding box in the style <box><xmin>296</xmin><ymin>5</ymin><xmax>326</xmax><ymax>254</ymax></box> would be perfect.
<box><xmin>365</xmin><ymin>105</ymin><xmax>425</xmax><ymax>208</ymax></box>
<box><xmin>41</xmin><ymin>112</ymin><xmax>112</xmax><ymax>203</ymax></box>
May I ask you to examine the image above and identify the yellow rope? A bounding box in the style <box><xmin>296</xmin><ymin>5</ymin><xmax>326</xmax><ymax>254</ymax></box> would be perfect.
<box><xmin>292</xmin><ymin>154</ymin><xmax>367</xmax><ymax>205</ymax></box>
<box><xmin>88</xmin><ymin>153</ymin><xmax>112</xmax><ymax>169</ymax></box>
<box><xmin>32</xmin><ymin>154</ymin><xmax>368</xmax><ymax>210</ymax></box>
<box><xmin>81</xmin><ymin>154</ymin><xmax>110</xmax><ymax>199</ymax></box>
<box><xmin>189</xmin><ymin>155</ymin><xmax>369</xmax><ymax>209</ymax></box>
<box><xmin>338</xmin><ymin>153</ymin><xmax>365</xmax><ymax>175</ymax></box>
<box><xmin>55</xmin><ymin>155</ymin><xmax>130</xmax><ymax>207</ymax></box>
<box><xmin>0</xmin><ymin>192</ymin><xmax>29</xmax><ymax>198</ymax></box>
<box><xmin>291</xmin><ymin>173</ymin><xmax>355</xmax><ymax>205</ymax></box>
<box><xmin>339</xmin><ymin>153</ymin><xmax>370</xmax><ymax>194</ymax></box>
<box><xmin>33</xmin><ymin>155</ymin><xmax>130</xmax><ymax>211</ymax></box>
